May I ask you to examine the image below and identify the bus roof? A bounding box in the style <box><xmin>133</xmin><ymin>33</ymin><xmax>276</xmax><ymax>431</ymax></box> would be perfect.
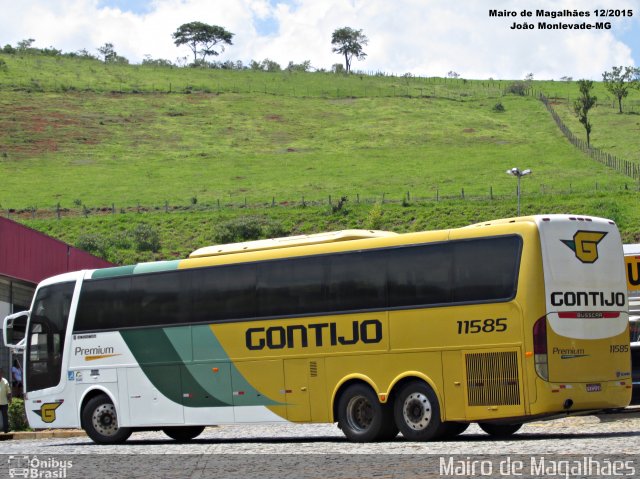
<box><xmin>462</xmin><ymin>214</ymin><xmax>616</xmax><ymax>229</ymax></box>
<box><xmin>189</xmin><ymin>229</ymin><xmax>398</xmax><ymax>258</ymax></box>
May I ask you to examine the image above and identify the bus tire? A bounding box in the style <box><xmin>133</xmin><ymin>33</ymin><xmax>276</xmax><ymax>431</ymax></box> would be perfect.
<box><xmin>337</xmin><ymin>383</ymin><xmax>395</xmax><ymax>442</ymax></box>
<box><xmin>478</xmin><ymin>422</ymin><xmax>522</xmax><ymax>437</ymax></box>
<box><xmin>82</xmin><ymin>395</ymin><xmax>132</xmax><ymax>444</ymax></box>
<box><xmin>162</xmin><ymin>426</ymin><xmax>205</xmax><ymax>442</ymax></box>
<box><xmin>393</xmin><ymin>381</ymin><xmax>443</xmax><ymax>441</ymax></box>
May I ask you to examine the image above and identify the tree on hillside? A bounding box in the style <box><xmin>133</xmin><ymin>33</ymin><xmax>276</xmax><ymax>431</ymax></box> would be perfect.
<box><xmin>97</xmin><ymin>43</ymin><xmax>116</xmax><ymax>63</ymax></box>
<box><xmin>602</xmin><ymin>66</ymin><xmax>639</xmax><ymax>113</ymax></box>
<box><xmin>172</xmin><ymin>22</ymin><xmax>234</xmax><ymax>63</ymax></box>
<box><xmin>16</xmin><ymin>38</ymin><xmax>36</xmax><ymax>53</ymax></box>
<box><xmin>96</xmin><ymin>43</ymin><xmax>128</xmax><ymax>64</ymax></box>
<box><xmin>331</xmin><ymin>27</ymin><xmax>368</xmax><ymax>74</ymax></box>
<box><xmin>573</xmin><ymin>79</ymin><xmax>597</xmax><ymax>148</ymax></box>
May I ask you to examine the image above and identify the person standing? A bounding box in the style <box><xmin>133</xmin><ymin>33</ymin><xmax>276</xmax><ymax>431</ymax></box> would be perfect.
<box><xmin>0</xmin><ymin>368</ymin><xmax>12</xmax><ymax>434</ymax></box>
<box><xmin>11</xmin><ymin>360</ymin><xmax>22</xmax><ymax>398</ymax></box>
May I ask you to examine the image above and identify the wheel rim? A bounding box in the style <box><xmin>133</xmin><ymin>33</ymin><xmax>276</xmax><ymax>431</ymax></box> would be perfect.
<box><xmin>346</xmin><ymin>395</ymin><xmax>374</xmax><ymax>432</ymax></box>
<box><xmin>92</xmin><ymin>403</ymin><xmax>119</xmax><ymax>437</ymax></box>
<box><xmin>402</xmin><ymin>392</ymin><xmax>432</xmax><ymax>430</ymax></box>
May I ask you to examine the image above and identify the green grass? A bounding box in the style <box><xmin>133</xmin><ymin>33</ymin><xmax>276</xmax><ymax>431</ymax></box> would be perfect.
<box><xmin>21</xmin><ymin>191</ymin><xmax>640</xmax><ymax>265</ymax></box>
<box><xmin>0</xmin><ymin>54</ymin><xmax>510</xmax><ymax>97</ymax></box>
<box><xmin>0</xmin><ymin>90</ymin><xmax>633</xmax><ymax>209</ymax></box>
<box><xmin>1</xmin><ymin>54</ymin><xmax>640</xmax><ymax>264</ymax></box>
<box><xmin>541</xmin><ymin>90</ymin><xmax>640</xmax><ymax>162</ymax></box>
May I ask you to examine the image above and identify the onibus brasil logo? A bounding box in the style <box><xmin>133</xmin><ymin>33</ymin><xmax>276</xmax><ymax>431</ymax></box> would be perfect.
<box><xmin>561</xmin><ymin>231</ymin><xmax>607</xmax><ymax>264</ymax></box>
<box><xmin>8</xmin><ymin>455</ymin><xmax>72</xmax><ymax>478</ymax></box>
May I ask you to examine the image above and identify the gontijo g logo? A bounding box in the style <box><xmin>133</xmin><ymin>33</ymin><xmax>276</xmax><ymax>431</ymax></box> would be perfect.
<box><xmin>561</xmin><ymin>231</ymin><xmax>607</xmax><ymax>264</ymax></box>
<box><xmin>33</xmin><ymin>402</ymin><xmax>62</xmax><ymax>424</ymax></box>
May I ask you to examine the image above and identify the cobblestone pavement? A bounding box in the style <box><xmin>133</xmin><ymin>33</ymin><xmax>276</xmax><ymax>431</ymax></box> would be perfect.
<box><xmin>1</xmin><ymin>412</ymin><xmax>639</xmax><ymax>455</ymax></box>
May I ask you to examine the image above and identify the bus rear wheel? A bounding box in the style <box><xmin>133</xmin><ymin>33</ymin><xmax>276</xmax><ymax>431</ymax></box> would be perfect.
<box><xmin>338</xmin><ymin>383</ymin><xmax>397</xmax><ymax>442</ymax></box>
<box><xmin>393</xmin><ymin>381</ymin><xmax>443</xmax><ymax>441</ymax></box>
<box><xmin>162</xmin><ymin>426</ymin><xmax>205</xmax><ymax>442</ymax></box>
<box><xmin>82</xmin><ymin>395</ymin><xmax>131</xmax><ymax>444</ymax></box>
<box><xmin>478</xmin><ymin>422</ymin><xmax>522</xmax><ymax>437</ymax></box>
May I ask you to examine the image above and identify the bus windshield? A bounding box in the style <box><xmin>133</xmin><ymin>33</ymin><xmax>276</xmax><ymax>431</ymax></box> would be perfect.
<box><xmin>26</xmin><ymin>282</ymin><xmax>74</xmax><ymax>392</ymax></box>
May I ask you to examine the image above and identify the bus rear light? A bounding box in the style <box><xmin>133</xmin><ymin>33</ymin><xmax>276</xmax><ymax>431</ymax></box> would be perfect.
<box><xmin>533</xmin><ymin>316</ymin><xmax>548</xmax><ymax>381</ymax></box>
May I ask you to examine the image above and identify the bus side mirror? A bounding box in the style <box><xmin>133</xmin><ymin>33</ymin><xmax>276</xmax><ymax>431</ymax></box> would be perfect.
<box><xmin>3</xmin><ymin>311</ymin><xmax>29</xmax><ymax>348</ymax></box>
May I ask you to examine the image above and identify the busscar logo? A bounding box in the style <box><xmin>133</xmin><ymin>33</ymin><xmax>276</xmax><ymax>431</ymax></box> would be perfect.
<box><xmin>33</xmin><ymin>402</ymin><xmax>62</xmax><ymax>423</ymax></box>
<box><xmin>561</xmin><ymin>230</ymin><xmax>607</xmax><ymax>263</ymax></box>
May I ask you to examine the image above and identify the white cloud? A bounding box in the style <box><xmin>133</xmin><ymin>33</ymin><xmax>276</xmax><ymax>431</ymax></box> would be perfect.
<box><xmin>0</xmin><ymin>0</ymin><xmax>637</xmax><ymax>79</ymax></box>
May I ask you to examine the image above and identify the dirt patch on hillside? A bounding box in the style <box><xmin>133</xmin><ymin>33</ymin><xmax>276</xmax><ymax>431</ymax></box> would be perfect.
<box><xmin>0</xmin><ymin>98</ymin><xmax>104</xmax><ymax>157</ymax></box>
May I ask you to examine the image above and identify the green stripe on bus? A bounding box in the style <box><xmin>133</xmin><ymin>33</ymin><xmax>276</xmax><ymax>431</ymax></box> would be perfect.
<box><xmin>91</xmin><ymin>265</ymin><xmax>136</xmax><ymax>279</ymax></box>
<box><xmin>133</xmin><ymin>260</ymin><xmax>181</xmax><ymax>274</ymax></box>
<box><xmin>92</xmin><ymin>261</ymin><xmax>181</xmax><ymax>279</ymax></box>
<box><xmin>121</xmin><ymin>326</ymin><xmax>281</xmax><ymax>408</ymax></box>
<box><xmin>165</xmin><ymin>325</ymin><xmax>281</xmax><ymax>407</ymax></box>
<box><xmin>120</xmin><ymin>328</ymin><xmax>231</xmax><ymax>408</ymax></box>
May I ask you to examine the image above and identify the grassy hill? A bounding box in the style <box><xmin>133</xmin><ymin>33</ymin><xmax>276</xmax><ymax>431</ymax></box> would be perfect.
<box><xmin>1</xmin><ymin>54</ymin><xmax>639</xmax><ymax>264</ymax></box>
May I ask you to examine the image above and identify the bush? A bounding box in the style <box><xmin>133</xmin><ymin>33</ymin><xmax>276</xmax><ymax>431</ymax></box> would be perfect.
<box><xmin>286</xmin><ymin>60</ymin><xmax>311</xmax><ymax>73</ymax></box>
<box><xmin>506</xmin><ymin>81</ymin><xmax>527</xmax><ymax>96</ymax></box>
<box><xmin>9</xmin><ymin>398</ymin><xmax>30</xmax><ymax>431</ymax></box>
<box><xmin>76</xmin><ymin>233</ymin><xmax>108</xmax><ymax>256</ymax></box>
<box><xmin>332</xmin><ymin>63</ymin><xmax>345</xmax><ymax>74</ymax></box>
<box><xmin>112</xmin><ymin>230</ymin><xmax>132</xmax><ymax>249</ymax></box>
<box><xmin>492</xmin><ymin>102</ymin><xmax>505</xmax><ymax>113</ymax></box>
<box><xmin>132</xmin><ymin>223</ymin><xmax>161</xmax><ymax>252</ymax></box>
<box><xmin>366</xmin><ymin>203</ymin><xmax>384</xmax><ymax>230</ymax></box>
<box><xmin>213</xmin><ymin>216</ymin><xmax>287</xmax><ymax>244</ymax></box>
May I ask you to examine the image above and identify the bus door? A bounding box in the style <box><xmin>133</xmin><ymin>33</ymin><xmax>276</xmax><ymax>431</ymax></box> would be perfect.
<box><xmin>24</xmin><ymin>281</ymin><xmax>78</xmax><ymax>428</ymax></box>
<box><xmin>283</xmin><ymin>358</ymin><xmax>314</xmax><ymax>422</ymax></box>
<box><xmin>126</xmin><ymin>366</ymin><xmax>184</xmax><ymax>425</ymax></box>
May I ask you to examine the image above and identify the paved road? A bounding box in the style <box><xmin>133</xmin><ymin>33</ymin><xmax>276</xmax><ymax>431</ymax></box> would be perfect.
<box><xmin>1</xmin><ymin>413</ymin><xmax>639</xmax><ymax>478</ymax></box>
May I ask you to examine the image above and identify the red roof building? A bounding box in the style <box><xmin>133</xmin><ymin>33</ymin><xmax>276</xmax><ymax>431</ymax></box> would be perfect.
<box><xmin>1</xmin><ymin>216</ymin><xmax>114</xmax><ymax>371</ymax></box>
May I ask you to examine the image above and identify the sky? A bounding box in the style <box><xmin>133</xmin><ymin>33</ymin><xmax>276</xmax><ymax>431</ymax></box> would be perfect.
<box><xmin>0</xmin><ymin>0</ymin><xmax>639</xmax><ymax>79</ymax></box>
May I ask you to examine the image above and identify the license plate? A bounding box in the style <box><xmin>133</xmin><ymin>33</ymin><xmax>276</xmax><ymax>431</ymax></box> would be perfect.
<box><xmin>586</xmin><ymin>383</ymin><xmax>602</xmax><ymax>392</ymax></box>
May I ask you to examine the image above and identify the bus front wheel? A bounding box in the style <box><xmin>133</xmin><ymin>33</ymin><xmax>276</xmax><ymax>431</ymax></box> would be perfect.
<box><xmin>393</xmin><ymin>381</ymin><xmax>443</xmax><ymax>441</ymax></box>
<box><xmin>478</xmin><ymin>422</ymin><xmax>522</xmax><ymax>437</ymax></box>
<box><xmin>337</xmin><ymin>383</ymin><xmax>397</xmax><ymax>442</ymax></box>
<box><xmin>163</xmin><ymin>426</ymin><xmax>205</xmax><ymax>442</ymax></box>
<box><xmin>82</xmin><ymin>395</ymin><xmax>132</xmax><ymax>444</ymax></box>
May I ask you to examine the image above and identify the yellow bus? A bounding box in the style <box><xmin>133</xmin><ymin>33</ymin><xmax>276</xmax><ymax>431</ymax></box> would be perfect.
<box><xmin>3</xmin><ymin>214</ymin><xmax>631</xmax><ymax>443</ymax></box>
<box><xmin>624</xmin><ymin>244</ymin><xmax>640</xmax><ymax>404</ymax></box>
